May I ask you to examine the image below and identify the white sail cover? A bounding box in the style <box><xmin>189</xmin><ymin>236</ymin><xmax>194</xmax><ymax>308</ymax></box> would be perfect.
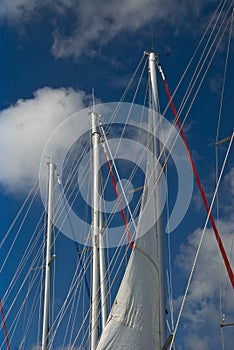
<box><xmin>97</xmin><ymin>133</ymin><xmax>161</xmax><ymax>349</ymax></box>
<box><xmin>96</xmin><ymin>233</ymin><xmax>160</xmax><ymax>349</ymax></box>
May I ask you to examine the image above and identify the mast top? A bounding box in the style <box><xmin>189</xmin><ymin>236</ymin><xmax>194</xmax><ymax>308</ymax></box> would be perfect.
<box><xmin>144</xmin><ymin>51</ymin><xmax>159</xmax><ymax>59</ymax></box>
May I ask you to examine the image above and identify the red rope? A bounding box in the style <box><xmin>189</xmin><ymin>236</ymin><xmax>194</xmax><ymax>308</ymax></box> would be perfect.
<box><xmin>158</xmin><ymin>63</ymin><xmax>234</xmax><ymax>289</ymax></box>
<box><xmin>103</xmin><ymin>147</ymin><xmax>134</xmax><ymax>249</ymax></box>
<box><xmin>0</xmin><ymin>300</ymin><xmax>10</xmax><ymax>350</ymax></box>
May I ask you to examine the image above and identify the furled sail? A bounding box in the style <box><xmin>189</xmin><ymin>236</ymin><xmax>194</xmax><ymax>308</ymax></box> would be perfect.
<box><xmin>96</xmin><ymin>114</ymin><xmax>162</xmax><ymax>349</ymax></box>
<box><xmin>96</xmin><ymin>230</ymin><xmax>161</xmax><ymax>349</ymax></box>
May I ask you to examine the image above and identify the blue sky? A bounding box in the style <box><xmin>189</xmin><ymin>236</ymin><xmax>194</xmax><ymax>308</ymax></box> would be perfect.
<box><xmin>0</xmin><ymin>1</ymin><xmax>233</xmax><ymax>349</ymax></box>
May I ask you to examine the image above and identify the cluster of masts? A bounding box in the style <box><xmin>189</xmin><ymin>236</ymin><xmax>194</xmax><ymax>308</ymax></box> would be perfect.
<box><xmin>40</xmin><ymin>49</ymin><xmax>234</xmax><ymax>349</ymax></box>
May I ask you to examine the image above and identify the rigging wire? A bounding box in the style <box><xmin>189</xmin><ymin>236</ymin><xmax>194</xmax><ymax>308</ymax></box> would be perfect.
<box><xmin>0</xmin><ymin>183</ymin><xmax>40</xmax><ymax>274</ymax></box>
<box><xmin>175</xmin><ymin>0</ymin><xmax>228</xmax><ymax>120</ymax></box>
<box><xmin>168</xmin><ymin>133</ymin><xmax>234</xmax><ymax>350</ymax></box>
<box><xmin>157</xmin><ymin>5</ymin><xmax>234</xmax><ymax>289</ymax></box>
<box><xmin>160</xmin><ymin>0</ymin><xmax>228</xmax><ymax>120</ymax></box>
<box><xmin>215</xmin><ymin>4</ymin><xmax>234</xmax><ymax>343</ymax></box>
<box><xmin>1</xmin><ymin>2</ymin><xmax>232</xmax><ymax>348</ymax></box>
<box><xmin>0</xmin><ymin>178</ymin><xmax>40</xmax><ymax>249</ymax></box>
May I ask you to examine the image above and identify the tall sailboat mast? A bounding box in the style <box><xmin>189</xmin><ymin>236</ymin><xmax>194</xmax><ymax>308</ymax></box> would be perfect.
<box><xmin>91</xmin><ymin>110</ymin><xmax>101</xmax><ymax>350</ymax></box>
<box><xmin>42</xmin><ymin>162</ymin><xmax>56</xmax><ymax>350</ymax></box>
<box><xmin>148</xmin><ymin>52</ymin><xmax>167</xmax><ymax>346</ymax></box>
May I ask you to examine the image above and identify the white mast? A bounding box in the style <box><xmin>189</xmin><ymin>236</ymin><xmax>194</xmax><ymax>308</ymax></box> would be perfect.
<box><xmin>42</xmin><ymin>161</ymin><xmax>56</xmax><ymax>350</ymax></box>
<box><xmin>99</xmin><ymin>205</ymin><xmax>108</xmax><ymax>329</ymax></box>
<box><xmin>91</xmin><ymin>110</ymin><xmax>100</xmax><ymax>350</ymax></box>
<box><xmin>148</xmin><ymin>52</ymin><xmax>167</xmax><ymax>347</ymax></box>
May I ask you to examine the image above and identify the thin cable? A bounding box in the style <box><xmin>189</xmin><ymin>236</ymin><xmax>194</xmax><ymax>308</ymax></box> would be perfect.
<box><xmin>169</xmin><ymin>132</ymin><xmax>234</xmax><ymax>349</ymax></box>
<box><xmin>216</xmin><ymin>3</ymin><xmax>234</xmax><ymax>331</ymax></box>
<box><xmin>158</xmin><ymin>49</ymin><xmax>234</xmax><ymax>288</ymax></box>
<box><xmin>100</xmin><ymin>124</ymin><xmax>137</xmax><ymax>231</ymax></box>
<box><xmin>0</xmin><ymin>179</ymin><xmax>40</xmax><ymax>248</ymax></box>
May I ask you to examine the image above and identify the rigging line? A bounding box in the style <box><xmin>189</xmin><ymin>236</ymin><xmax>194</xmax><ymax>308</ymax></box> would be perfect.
<box><xmin>114</xmin><ymin>57</ymin><xmax>148</xmax><ymax>149</ymax></box>
<box><xmin>21</xmin><ymin>271</ymin><xmax>31</xmax><ymax>345</ymax></box>
<box><xmin>100</xmin><ymin>124</ymin><xmax>136</xmax><ymax>234</ymax></box>
<box><xmin>62</xmin><ymin>270</ymin><xmax>83</xmax><ymax>348</ymax></box>
<box><xmin>176</xmin><ymin>2</ymin><xmax>233</xmax><ymax>125</ymax></box>
<box><xmin>160</xmin><ymin>0</ymin><xmax>232</xmax><ymax>148</ymax></box>
<box><xmin>176</xmin><ymin>0</ymin><xmax>228</xmax><ymax>119</ymax></box>
<box><xmin>0</xmin><ymin>300</ymin><xmax>10</xmax><ymax>350</ymax></box>
<box><xmin>162</xmin><ymin>0</ymin><xmax>229</xmax><ymax>120</ymax></box>
<box><xmin>168</xmin><ymin>132</ymin><xmax>234</xmax><ymax>350</ymax></box>
<box><xmin>51</xmin><ymin>141</ymin><xmax>90</xmax><ymax>232</ymax></box>
<box><xmin>51</xmin><ymin>256</ymin><xmax>92</xmax><ymax>349</ymax></box>
<box><xmin>102</xmin><ymin>56</ymin><xmax>148</xmax><ymax>192</ymax></box>
<box><xmin>0</xmin><ymin>232</ymin><xmax>47</xmax><ymax>332</ymax></box>
<box><xmin>101</xmin><ymin>57</ymin><xmax>148</xmax><ymax>213</ymax></box>
<box><xmin>100</xmin><ymin>124</ymin><xmax>137</xmax><ymax>233</ymax></box>
<box><xmin>48</xmin><ymin>250</ymin><xmax>93</xmax><ymax>348</ymax></box>
<box><xmin>160</xmin><ymin>0</ymin><xmax>227</xmax><ymax>120</ymax></box>
<box><xmin>216</xmin><ymin>2</ymin><xmax>234</xmax><ymax>323</ymax></box>
<box><xmin>2</xmin><ymin>222</ymin><xmax>44</xmax><ymax>306</ymax></box>
<box><xmin>98</xmin><ymin>81</ymin><xmax>148</xmax><ymax>229</ymax></box>
<box><xmin>58</xmin><ymin>187</ymin><xmax>90</xmax><ymax>344</ymax></box>
<box><xmin>99</xmin><ymin>140</ymin><xmax>143</xmax><ymax>236</ymax></box>
<box><xmin>216</xmin><ymin>0</ymin><xmax>230</xmax><ymax>149</ymax></box>
<box><xmin>0</xmin><ymin>183</ymin><xmax>40</xmax><ymax>273</ymax></box>
<box><xmin>105</xmin><ymin>53</ymin><xmax>146</xmax><ymax>135</ymax></box>
<box><xmin>2</xmin><ymin>224</ymin><xmax>44</xmax><ymax>307</ymax></box>
<box><xmin>101</xmin><ymin>140</ymin><xmax>134</xmax><ymax>249</ymax></box>
<box><xmin>0</xmin><ymin>177</ymin><xmax>40</xmax><ymax>248</ymax></box>
<box><xmin>56</xmin><ymin>183</ymin><xmax>91</xmax><ymax>298</ymax></box>
<box><xmin>175</xmin><ymin>3</ymin><xmax>233</xmax><ymax>133</ymax></box>
<box><xmin>68</xmin><ymin>278</ymin><xmax>84</xmax><ymax>347</ymax></box>
<box><xmin>51</xmin><ymin>159</ymin><xmax>93</xmax><ymax>250</ymax></box>
<box><xmin>158</xmin><ymin>55</ymin><xmax>234</xmax><ymax>289</ymax></box>
<box><xmin>0</xmin><ymin>265</ymin><xmax>41</xmax><ymax>350</ymax></box>
<box><xmin>6</xmin><ymin>270</ymin><xmax>41</xmax><ymax>350</ymax></box>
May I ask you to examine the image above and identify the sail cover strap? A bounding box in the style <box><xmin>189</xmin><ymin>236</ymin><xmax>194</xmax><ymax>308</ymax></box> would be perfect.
<box><xmin>157</xmin><ymin>61</ymin><xmax>234</xmax><ymax>289</ymax></box>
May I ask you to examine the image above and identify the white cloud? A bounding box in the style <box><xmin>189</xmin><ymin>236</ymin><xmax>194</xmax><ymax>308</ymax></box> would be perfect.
<box><xmin>0</xmin><ymin>87</ymin><xmax>90</xmax><ymax>192</ymax></box>
<box><xmin>0</xmin><ymin>0</ymin><xmax>217</xmax><ymax>58</ymax></box>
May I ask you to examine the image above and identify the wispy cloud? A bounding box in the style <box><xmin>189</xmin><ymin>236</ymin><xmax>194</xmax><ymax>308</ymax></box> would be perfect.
<box><xmin>0</xmin><ymin>0</ymin><xmax>217</xmax><ymax>58</ymax></box>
